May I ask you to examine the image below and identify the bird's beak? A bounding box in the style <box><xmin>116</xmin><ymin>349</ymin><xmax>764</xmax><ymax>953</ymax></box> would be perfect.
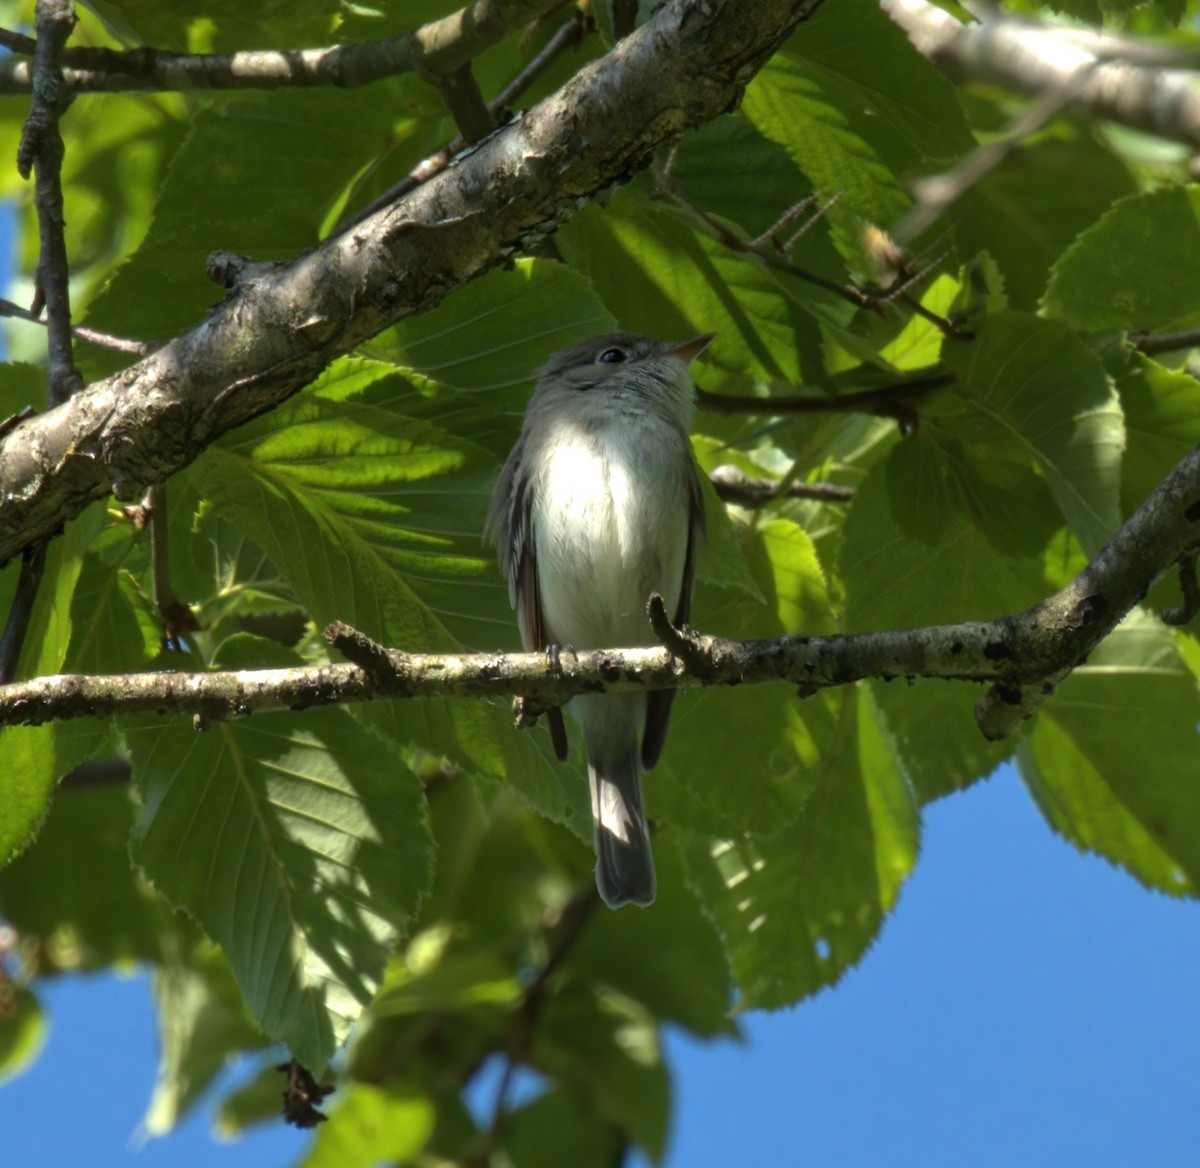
<box><xmin>661</xmin><ymin>333</ymin><xmax>716</xmax><ymax>364</ymax></box>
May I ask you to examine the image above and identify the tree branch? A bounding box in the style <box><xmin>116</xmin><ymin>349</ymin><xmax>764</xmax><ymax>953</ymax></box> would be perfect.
<box><xmin>708</xmin><ymin>465</ymin><xmax>855</xmax><ymax>507</ymax></box>
<box><xmin>0</xmin><ymin>0</ymin><xmax>826</xmax><ymax>569</ymax></box>
<box><xmin>17</xmin><ymin>0</ymin><xmax>81</xmax><ymax>405</ymax></box>
<box><xmin>4</xmin><ymin>437</ymin><xmax>1200</xmax><ymax>739</ymax></box>
<box><xmin>0</xmin><ymin>0</ymin><xmax>565</xmax><ymax>95</ymax></box>
<box><xmin>883</xmin><ymin>0</ymin><xmax>1200</xmax><ymax>149</ymax></box>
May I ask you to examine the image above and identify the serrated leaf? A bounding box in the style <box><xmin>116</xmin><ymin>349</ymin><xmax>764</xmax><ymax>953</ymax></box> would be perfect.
<box><xmin>953</xmin><ymin>134</ymin><xmax>1136</xmax><ymax>311</ymax></box>
<box><xmin>1113</xmin><ymin>349</ymin><xmax>1200</xmax><ymax>515</ymax></box>
<box><xmin>841</xmin><ymin>454</ymin><xmax>1053</xmax><ymax>632</ymax></box>
<box><xmin>86</xmin><ymin>81</ymin><xmax>432</xmax><ymax>340</ymax></box>
<box><xmin>557</xmin><ymin>195</ymin><xmax>829</xmax><ymax>396</ymax></box>
<box><xmin>743</xmin><ymin>0</ymin><xmax>972</xmax><ymax>265</ymax></box>
<box><xmin>1018</xmin><ymin>611</ymin><xmax>1200</xmax><ymax>896</ymax></box>
<box><xmin>128</xmin><ymin>673</ymin><xmax>434</xmax><ymax>1071</ymax></box>
<box><xmin>941</xmin><ymin>312</ymin><xmax>1124</xmax><ymax>555</ymax></box>
<box><xmin>366</xmin><ymin>258</ymin><xmax>616</xmax><ymax>415</ymax></box>
<box><xmin>1043</xmin><ymin>187</ymin><xmax>1200</xmax><ymax>333</ymax></box>
<box><xmin>654</xmin><ymin>518</ymin><xmax>836</xmax><ymax>837</ymax></box>
<box><xmin>679</xmin><ymin>687</ymin><xmax>917</xmax><ymax>1008</ymax></box>
<box><xmin>183</xmin><ymin>357</ymin><xmax>588</xmax><ymax>832</ymax></box>
<box><xmin>566</xmin><ymin>834</ymin><xmax>733</xmax><ymax>1037</ymax></box>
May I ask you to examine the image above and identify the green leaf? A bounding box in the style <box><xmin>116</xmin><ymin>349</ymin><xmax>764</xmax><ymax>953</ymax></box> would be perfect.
<box><xmin>953</xmin><ymin>133</ymin><xmax>1136</xmax><ymax>312</ymax></box>
<box><xmin>214</xmin><ymin>1061</ymin><xmax>288</xmax><ymax>1136</ymax></box>
<box><xmin>0</xmin><ymin>504</ymin><xmax>114</xmax><ymax>865</ymax></box>
<box><xmin>841</xmin><ymin>450</ymin><xmax>1053</xmax><ymax>632</ymax></box>
<box><xmin>296</xmin><ymin>1083</ymin><xmax>436</xmax><ymax>1168</ymax></box>
<box><xmin>655</xmin><ymin>518</ymin><xmax>837</xmax><ymax>837</ymax></box>
<box><xmin>743</xmin><ymin>0</ymin><xmax>972</xmax><ymax>265</ymax></box>
<box><xmin>144</xmin><ymin>938</ymin><xmax>272</xmax><ymax>1136</ymax></box>
<box><xmin>504</xmin><ymin>1088</ymin><xmax>625</xmax><ymax>1168</ymax></box>
<box><xmin>0</xmin><ymin>782</ymin><xmax>169</xmax><ymax>970</ymax></box>
<box><xmin>128</xmin><ymin>650</ymin><xmax>434</xmax><ymax>1070</ymax></box>
<box><xmin>186</xmin><ymin>357</ymin><xmax>588</xmax><ymax>833</ymax></box>
<box><xmin>940</xmin><ymin>313</ymin><xmax>1124</xmax><ymax>555</ymax></box>
<box><xmin>557</xmin><ymin>195</ymin><xmax>830</xmax><ymax>395</ymax></box>
<box><xmin>65</xmin><ymin>524</ymin><xmax>160</xmax><ymax>674</ymax></box>
<box><xmin>1112</xmin><ymin>349</ymin><xmax>1200</xmax><ymax>515</ymax></box>
<box><xmin>80</xmin><ymin>0</ymin><xmax>343</xmax><ymax>51</ymax></box>
<box><xmin>366</xmin><ymin>258</ymin><xmax>617</xmax><ymax>415</ymax></box>
<box><xmin>197</xmin><ymin>359</ymin><xmax>501</xmax><ymax>651</ymax></box>
<box><xmin>872</xmin><ymin>679</ymin><xmax>1014</xmax><ymax>804</ymax></box>
<box><xmin>533</xmin><ymin>985</ymin><xmax>670</xmax><ymax>1162</ymax></box>
<box><xmin>679</xmin><ymin>687</ymin><xmax>918</xmax><ymax>1008</ymax></box>
<box><xmin>1019</xmin><ymin>611</ymin><xmax>1200</xmax><ymax>896</ymax></box>
<box><xmin>566</xmin><ymin>833</ymin><xmax>733</xmax><ymax>1037</ymax></box>
<box><xmin>86</xmin><ymin>80</ymin><xmax>434</xmax><ymax>340</ymax></box>
<box><xmin>0</xmin><ymin>985</ymin><xmax>46</xmax><ymax>1087</ymax></box>
<box><xmin>1043</xmin><ymin>188</ymin><xmax>1200</xmax><ymax>333</ymax></box>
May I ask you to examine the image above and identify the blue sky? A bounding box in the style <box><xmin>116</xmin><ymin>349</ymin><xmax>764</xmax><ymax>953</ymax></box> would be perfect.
<box><xmin>3</xmin><ymin>764</ymin><xmax>1198</xmax><ymax>1167</ymax></box>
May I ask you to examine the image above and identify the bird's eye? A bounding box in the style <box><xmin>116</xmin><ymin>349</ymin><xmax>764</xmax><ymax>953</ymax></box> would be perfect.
<box><xmin>598</xmin><ymin>347</ymin><xmax>627</xmax><ymax>364</ymax></box>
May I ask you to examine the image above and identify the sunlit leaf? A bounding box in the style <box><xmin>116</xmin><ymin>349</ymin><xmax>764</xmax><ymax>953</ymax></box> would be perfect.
<box><xmin>129</xmin><ymin>637</ymin><xmax>434</xmax><ymax>1071</ymax></box>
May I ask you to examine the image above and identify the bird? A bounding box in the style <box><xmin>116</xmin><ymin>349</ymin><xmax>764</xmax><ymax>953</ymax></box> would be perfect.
<box><xmin>486</xmin><ymin>331</ymin><xmax>712</xmax><ymax>907</ymax></box>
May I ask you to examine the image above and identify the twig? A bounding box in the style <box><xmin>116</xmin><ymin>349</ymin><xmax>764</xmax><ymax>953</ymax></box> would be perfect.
<box><xmin>0</xmin><ymin>26</ymin><xmax>36</xmax><ymax>54</ymax></box>
<box><xmin>0</xmin><ymin>295</ymin><xmax>150</xmax><ymax>354</ymax></box>
<box><xmin>6</xmin><ymin>432</ymin><xmax>1200</xmax><ymax>742</ymax></box>
<box><xmin>331</xmin><ymin>9</ymin><xmax>588</xmax><ymax>239</ymax></box>
<box><xmin>1161</xmin><ymin>549</ymin><xmax>1200</xmax><ymax>626</ymax></box>
<box><xmin>696</xmin><ymin>369</ymin><xmax>954</xmax><ymax>426</ymax></box>
<box><xmin>1131</xmin><ymin>328</ymin><xmax>1200</xmax><ymax>357</ymax></box>
<box><xmin>17</xmin><ymin>0</ymin><xmax>82</xmax><ymax>405</ymax></box>
<box><xmin>709</xmin><ymin>464</ymin><xmax>855</xmax><ymax>506</ymax></box>
<box><xmin>432</xmin><ymin>63</ymin><xmax>497</xmax><ymax>143</ymax></box>
<box><xmin>892</xmin><ymin>58</ymin><xmax>1099</xmax><ymax>249</ymax></box>
<box><xmin>483</xmin><ymin>886</ymin><xmax>599</xmax><ymax>1153</ymax></box>
<box><xmin>146</xmin><ymin>484</ymin><xmax>198</xmax><ymax>648</ymax></box>
<box><xmin>0</xmin><ymin>0</ymin><xmax>566</xmax><ymax>95</ymax></box>
<box><xmin>655</xmin><ymin>170</ymin><xmax>875</xmax><ymax>314</ymax></box>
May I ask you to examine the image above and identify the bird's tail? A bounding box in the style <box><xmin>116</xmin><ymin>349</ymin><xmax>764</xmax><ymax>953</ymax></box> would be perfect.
<box><xmin>575</xmin><ymin>693</ymin><xmax>655</xmax><ymax>907</ymax></box>
<box><xmin>589</xmin><ymin>750</ymin><xmax>655</xmax><ymax>908</ymax></box>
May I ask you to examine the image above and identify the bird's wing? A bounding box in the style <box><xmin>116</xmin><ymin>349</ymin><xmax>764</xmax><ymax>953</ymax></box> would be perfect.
<box><xmin>487</xmin><ymin>444</ymin><xmax>569</xmax><ymax>762</ymax></box>
<box><xmin>641</xmin><ymin>458</ymin><xmax>706</xmax><ymax>771</ymax></box>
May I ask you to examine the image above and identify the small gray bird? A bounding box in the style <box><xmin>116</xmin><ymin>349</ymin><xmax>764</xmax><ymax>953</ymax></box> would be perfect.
<box><xmin>486</xmin><ymin>332</ymin><xmax>712</xmax><ymax>908</ymax></box>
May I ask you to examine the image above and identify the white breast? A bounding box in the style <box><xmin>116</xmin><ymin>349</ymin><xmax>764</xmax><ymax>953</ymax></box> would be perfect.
<box><xmin>533</xmin><ymin>415</ymin><xmax>690</xmax><ymax>649</ymax></box>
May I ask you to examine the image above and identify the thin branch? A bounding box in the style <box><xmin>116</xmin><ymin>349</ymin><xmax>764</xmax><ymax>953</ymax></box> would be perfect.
<box><xmin>1161</xmin><ymin>550</ymin><xmax>1200</xmax><ymax>626</ymax></box>
<box><xmin>0</xmin><ymin>27</ymin><xmax>36</xmax><ymax>54</ymax></box>
<box><xmin>17</xmin><ymin>0</ymin><xmax>81</xmax><ymax>405</ymax></box>
<box><xmin>1</xmin><ymin>2</ymin><xmax>80</xmax><ymax>687</ymax></box>
<box><xmin>0</xmin><ymin>0</ymin><xmax>828</xmax><ymax>569</ymax></box>
<box><xmin>5</xmin><ymin>436</ymin><xmax>1200</xmax><ymax>739</ymax></box>
<box><xmin>432</xmin><ymin>62</ymin><xmax>497</xmax><ymax>143</ymax></box>
<box><xmin>0</xmin><ymin>295</ymin><xmax>151</xmax><ymax>354</ymax></box>
<box><xmin>892</xmin><ymin>56</ymin><xmax>1098</xmax><ymax>249</ymax></box>
<box><xmin>1131</xmin><ymin>328</ymin><xmax>1200</xmax><ymax>357</ymax></box>
<box><xmin>0</xmin><ymin>0</ymin><xmax>566</xmax><ymax>95</ymax></box>
<box><xmin>709</xmin><ymin>464</ymin><xmax>855</xmax><ymax>507</ymax></box>
<box><xmin>883</xmin><ymin>0</ymin><xmax>1200</xmax><ymax>149</ymax></box>
<box><xmin>696</xmin><ymin>370</ymin><xmax>954</xmax><ymax>424</ymax></box>
<box><xmin>331</xmin><ymin>8</ymin><xmax>588</xmax><ymax>239</ymax></box>
<box><xmin>146</xmin><ymin>483</ymin><xmax>198</xmax><ymax>648</ymax></box>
